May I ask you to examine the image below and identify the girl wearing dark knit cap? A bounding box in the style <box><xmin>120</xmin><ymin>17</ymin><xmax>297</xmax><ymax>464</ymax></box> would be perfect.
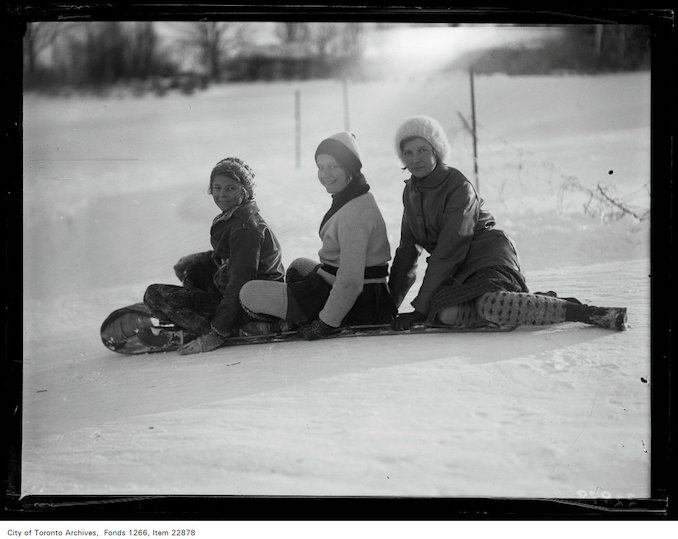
<box><xmin>388</xmin><ymin>115</ymin><xmax>627</xmax><ymax>332</ymax></box>
<box><xmin>142</xmin><ymin>157</ymin><xmax>285</xmax><ymax>355</ymax></box>
<box><xmin>239</xmin><ymin>132</ymin><xmax>397</xmax><ymax>340</ymax></box>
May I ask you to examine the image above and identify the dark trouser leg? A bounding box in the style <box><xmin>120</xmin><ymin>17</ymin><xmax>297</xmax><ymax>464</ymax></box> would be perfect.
<box><xmin>285</xmin><ymin>269</ymin><xmax>331</xmax><ymax>326</ymax></box>
<box><xmin>143</xmin><ymin>284</ymin><xmax>220</xmax><ymax>334</ymax></box>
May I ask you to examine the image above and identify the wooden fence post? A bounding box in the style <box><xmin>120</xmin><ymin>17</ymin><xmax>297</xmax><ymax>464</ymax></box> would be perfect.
<box><xmin>295</xmin><ymin>89</ymin><xmax>301</xmax><ymax>169</ymax></box>
<box><xmin>469</xmin><ymin>67</ymin><xmax>479</xmax><ymax>193</ymax></box>
<box><xmin>342</xmin><ymin>78</ymin><xmax>350</xmax><ymax>131</ymax></box>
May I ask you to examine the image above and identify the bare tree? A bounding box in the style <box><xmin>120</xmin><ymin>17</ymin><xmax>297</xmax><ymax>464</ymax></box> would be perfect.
<box><xmin>185</xmin><ymin>21</ymin><xmax>245</xmax><ymax>81</ymax></box>
<box><xmin>310</xmin><ymin>23</ymin><xmax>340</xmax><ymax>58</ymax></box>
<box><xmin>23</xmin><ymin>21</ymin><xmax>80</xmax><ymax>74</ymax></box>
<box><xmin>276</xmin><ymin>22</ymin><xmax>311</xmax><ymax>45</ymax></box>
<box><xmin>339</xmin><ymin>23</ymin><xmax>366</xmax><ymax>61</ymax></box>
<box><xmin>128</xmin><ymin>21</ymin><xmax>158</xmax><ymax>78</ymax></box>
<box><xmin>83</xmin><ymin>21</ymin><xmax>127</xmax><ymax>84</ymax></box>
<box><xmin>306</xmin><ymin>23</ymin><xmax>366</xmax><ymax>60</ymax></box>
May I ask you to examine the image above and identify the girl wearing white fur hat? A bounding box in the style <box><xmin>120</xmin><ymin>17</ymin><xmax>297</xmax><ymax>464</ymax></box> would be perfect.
<box><xmin>389</xmin><ymin>115</ymin><xmax>627</xmax><ymax>331</ymax></box>
<box><xmin>238</xmin><ymin>131</ymin><xmax>397</xmax><ymax>340</ymax></box>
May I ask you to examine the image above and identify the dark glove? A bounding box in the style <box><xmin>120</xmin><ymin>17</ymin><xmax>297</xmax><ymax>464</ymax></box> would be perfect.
<box><xmin>177</xmin><ymin>331</ymin><xmax>225</xmax><ymax>355</ymax></box>
<box><xmin>297</xmin><ymin>319</ymin><xmax>336</xmax><ymax>341</ymax></box>
<box><xmin>174</xmin><ymin>255</ymin><xmax>195</xmax><ymax>283</ymax></box>
<box><xmin>391</xmin><ymin>310</ymin><xmax>426</xmax><ymax>331</ymax></box>
<box><xmin>174</xmin><ymin>252</ymin><xmax>212</xmax><ymax>285</ymax></box>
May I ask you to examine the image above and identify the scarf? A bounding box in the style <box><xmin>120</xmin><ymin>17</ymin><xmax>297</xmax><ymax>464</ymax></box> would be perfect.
<box><xmin>319</xmin><ymin>173</ymin><xmax>370</xmax><ymax>232</ymax></box>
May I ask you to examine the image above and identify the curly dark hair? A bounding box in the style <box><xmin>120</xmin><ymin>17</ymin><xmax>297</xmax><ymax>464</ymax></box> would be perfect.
<box><xmin>208</xmin><ymin>157</ymin><xmax>256</xmax><ymax>200</ymax></box>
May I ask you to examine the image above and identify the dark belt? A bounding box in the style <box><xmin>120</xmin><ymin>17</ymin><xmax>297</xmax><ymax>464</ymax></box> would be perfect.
<box><xmin>320</xmin><ymin>263</ymin><xmax>388</xmax><ymax>279</ymax></box>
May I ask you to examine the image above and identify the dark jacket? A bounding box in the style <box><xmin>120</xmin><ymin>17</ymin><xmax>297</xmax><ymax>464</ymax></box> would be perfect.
<box><xmin>209</xmin><ymin>201</ymin><xmax>285</xmax><ymax>334</ymax></box>
<box><xmin>388</xmin><ymin>163</ymin><xmax>523</xmax><ymax>315</ymax></box>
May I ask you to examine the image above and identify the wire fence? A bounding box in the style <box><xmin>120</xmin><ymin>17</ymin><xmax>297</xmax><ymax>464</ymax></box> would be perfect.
<box><xmin>453</xmin><ymin>111</ymin><xmax>650</xmax><ymax>223</ymax></box>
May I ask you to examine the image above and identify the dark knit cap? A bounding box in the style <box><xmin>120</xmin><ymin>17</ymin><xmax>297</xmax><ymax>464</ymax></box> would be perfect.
<box><xmin>314</xmin><ymin>132</ymin><xmax>363</xmax><ymax>177</ymax></box>
<box><xmin>208</xmin><ymin>157</ymin><xmax>255</xmax><ymax>200</ymax></box>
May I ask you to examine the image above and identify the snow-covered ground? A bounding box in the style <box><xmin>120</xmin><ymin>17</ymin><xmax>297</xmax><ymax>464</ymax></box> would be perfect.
<box><xmin>21</xmin><ymin>70</ymin><xmax>651</xmax><ymax>498</ymax></box>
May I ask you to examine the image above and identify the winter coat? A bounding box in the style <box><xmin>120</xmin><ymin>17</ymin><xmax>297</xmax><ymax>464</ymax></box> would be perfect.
<box><xmin>208</xmin><ymin>200</ymin><xmax>285</xmax><ymax>334</ymax></box>
<box><xmin>388</xmin><ymin>163</ymin><xmax>522</xmax><ymax>315</ymax></box>
<box><xmin>315</xmin><ymin>192</ymin><xmax>392</xmax><ymax>327</ymax></box>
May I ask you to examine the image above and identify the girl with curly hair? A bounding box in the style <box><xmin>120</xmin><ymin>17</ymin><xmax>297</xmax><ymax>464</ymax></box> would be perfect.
<box><xmin>142</xmin><ymin>157</ymin><xmax>285</xmax><ymax>354</ymax></box>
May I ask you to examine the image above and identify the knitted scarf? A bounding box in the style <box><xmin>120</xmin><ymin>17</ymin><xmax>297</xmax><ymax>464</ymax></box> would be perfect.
<box><xmin>319</xmin><ymin>173</ymin><xmax>370</xmax><ymax>232</ymax></box>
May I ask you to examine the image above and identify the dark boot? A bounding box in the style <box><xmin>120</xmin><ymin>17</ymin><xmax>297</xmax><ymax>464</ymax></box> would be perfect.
<box><xmin>239</xmin><ymin>319</ymin><xmax>294</xmax><ymax>336</ymax></box>
<box><xmin>585</xmin><ymin>306</ymin><xmax>628</xmax><ymax>331</ymax></box>
<box><xmin>565</xmin><ymin>303</ymin><xmax>628</xmax><ymax>331</ymax></box>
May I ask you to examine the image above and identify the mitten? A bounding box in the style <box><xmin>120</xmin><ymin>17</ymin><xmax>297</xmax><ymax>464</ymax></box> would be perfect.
<box><xmin>177</xmin><ymin>331</ymin><xmax>225</xmax><ymax>355</ymax></box>
<box><xmin>174</xmin><ymin>252</ymin><xmax>211</xmax><ymax>284</ymax></box>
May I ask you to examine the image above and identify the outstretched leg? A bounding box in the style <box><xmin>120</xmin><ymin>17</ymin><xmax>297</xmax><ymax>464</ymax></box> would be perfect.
<box><xmin>476</xmin><ymin>291</ymin><xmax>627</xmax><ymax>331</ymax></box>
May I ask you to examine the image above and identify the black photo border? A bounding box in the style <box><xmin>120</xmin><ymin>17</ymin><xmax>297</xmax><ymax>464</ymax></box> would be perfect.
<box><xmin>2</xmin><ymin>1</ymin><xmax>675</xmax><ymax>522</ymax></box>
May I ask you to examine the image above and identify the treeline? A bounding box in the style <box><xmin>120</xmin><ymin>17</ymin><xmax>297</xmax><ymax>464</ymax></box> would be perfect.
<box><xmin>23</xmin><ymin>22</ymin><xmax>651</xmax><ymax>95</ymax></box>
<box><xmin>452</xmin><ymin>25</ymin><xmax>651</xmax><ymax>75</ymax></box>
<box><xmin>23</xmin><ymin>21</ymin><xmax>368</xmax><ymax>95</ymax></box>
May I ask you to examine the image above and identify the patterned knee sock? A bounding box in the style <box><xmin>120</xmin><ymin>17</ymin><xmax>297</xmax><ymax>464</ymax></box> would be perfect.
<box><xmin>476</xmin><ymin>291</ymin><xmax>569</xmax><ymax>327</ymax></box>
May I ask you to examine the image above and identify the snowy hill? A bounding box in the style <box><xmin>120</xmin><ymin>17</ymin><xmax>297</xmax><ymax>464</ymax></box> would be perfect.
<box><xmin>21</xmin><ymin>71</ymin><xmax>651</xmax><ymax>498</ymax></box>
<box><xmin>22</xmin><ymin>260</ymin><xmax>649</xmax><ymax>497</ymax></box>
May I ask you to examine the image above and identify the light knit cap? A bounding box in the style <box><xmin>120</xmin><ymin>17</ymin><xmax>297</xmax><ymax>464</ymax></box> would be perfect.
<box><xmin>315</xmin><ymin>131</ymin><xmax>363</xmax><ymax>177</ymax></box>
<box><xmin>394</xmin><ymin>115</ymin><xmax>451</xmax><ymax>164</ymax></box>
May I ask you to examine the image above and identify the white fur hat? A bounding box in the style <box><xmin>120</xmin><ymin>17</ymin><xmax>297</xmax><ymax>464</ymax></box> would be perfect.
<box><xmin>394</xmin><ymin>115</ymin><xmax>451</xmax><ymax>164</ymax></box>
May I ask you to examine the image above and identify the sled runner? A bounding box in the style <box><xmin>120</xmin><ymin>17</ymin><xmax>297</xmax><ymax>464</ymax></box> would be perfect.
<box><xmin>229</xmin><ymin>321</ymin><xmax>517</xmax><ymax>346</ymax></box>
<box><xmin>100</xmin><ymin>303</ymin><xmax>516</xmax><ymax>356</ymax></box>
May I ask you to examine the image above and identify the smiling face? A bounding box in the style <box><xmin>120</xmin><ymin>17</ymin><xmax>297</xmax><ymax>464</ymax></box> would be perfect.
<box><xmin>316</xmin><ymin>154</ymin><xmax>350</xmax><ymax>194</ymax></box>
<box><xmin>401</xmin><ymin>137</ymin><xmax>438</xmax><ymax>178</ymax></box>
<box><xmin>210</xmin><ymin>174</ymin><xmax>245</xmax><ymax>212</ymax></box>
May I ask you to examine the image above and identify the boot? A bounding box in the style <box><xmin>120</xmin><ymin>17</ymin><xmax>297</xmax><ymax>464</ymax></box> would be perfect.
<box><xmin>585</xmin><ymin>306</ymin><xmax>628</xmax><ymax>331</ymax></box>
<box><xmin>564</xmin><ymin>302</ymin><xmax>628</xmax><ymax>331</ymax></box>
<box><xmin>239</xmin><ymin>319</ymin><xmax>294</xmax><ymax>336</ymax></box>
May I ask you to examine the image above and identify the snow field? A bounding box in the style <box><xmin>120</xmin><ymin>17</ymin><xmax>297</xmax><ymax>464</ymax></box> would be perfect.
<box><xmin>21</xmin><ymin>71</ymin><xmax>651</xmax><ymax>497</ymax></box>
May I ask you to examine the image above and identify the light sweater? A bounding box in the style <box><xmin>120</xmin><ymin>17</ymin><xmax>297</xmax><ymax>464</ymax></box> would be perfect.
<box><xmin>316</xmin><ymin>192</ymin><xmax>392</xmax><ymax>327</ymax></box>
